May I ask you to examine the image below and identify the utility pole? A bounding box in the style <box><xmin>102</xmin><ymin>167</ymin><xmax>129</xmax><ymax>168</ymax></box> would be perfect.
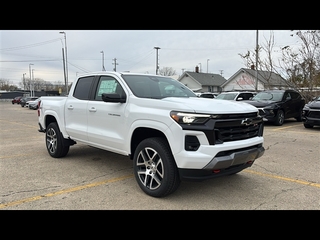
<box><xmin>112</xmin><ymin>58</ymin><xmax>118</xmax><ymax>71</ymax></box>
<box><xmin>154</xmin><ymin>47</ymin><xmax>160</xmax><ymax>75</ymax></box>
<box><xmin>207</xmin><ymin>59</ymin><xmax>210</xmax><ymax>73</ymax></box>
<box><xmin>23</xmin><ymin>73</ymin><xmax>26</xmax><ymax>90</ymax></box>
<box><xmin>29</xmin><ymin>63</ymin><xmax>33</xmax><ymax>97</ymax></box>
<box><xmin>255</xmin><ymin>30</ymin><xmax>259</xmax><ymax>91</ymax></box>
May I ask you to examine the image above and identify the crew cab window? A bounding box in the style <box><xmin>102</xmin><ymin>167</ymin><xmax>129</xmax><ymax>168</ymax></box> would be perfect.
<box><xmin>95</xmin><ymin>76</ymin><xmax>123</xmax><ymax>100</ymax></box>
<box><xmin>73</xmin><ymin>76</ymin><xmax>95</xmax><ymax>100</ymax></box>
<box><xmin>284</xmin><ymin>92</ymin><xmax>292</xmax><ymax>100</ymax></box>
<box><xmin>290</xmin><ymin>92</ymin><xmax>301</xmax><ymax>100</ymax></box>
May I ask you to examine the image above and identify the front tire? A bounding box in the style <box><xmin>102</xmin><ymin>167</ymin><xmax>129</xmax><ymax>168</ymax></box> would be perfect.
<box><xmin>46</xmin><ymin>122</ymin><xmax>69</xmax><ymax>158</ymax></box>
<box><xmin>274</xmin><ymin>109</ymin><xmax>285</xmax><ymax>126</ymax></box>
<box><xmin>304</xmin><ymin>123</ymin><xmax>313</xmax><ymax>128</ymax></box>
<box><xmin>133</xmin><ymin>137</ymin><xmax>180</xmax><ymax>198</ymax></box>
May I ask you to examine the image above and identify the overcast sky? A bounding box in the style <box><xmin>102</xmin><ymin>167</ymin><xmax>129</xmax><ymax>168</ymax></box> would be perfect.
<box><xmin>0</xmin><ymin>30</ymin><xmax>300</xmax><ymax>86</ymax></box>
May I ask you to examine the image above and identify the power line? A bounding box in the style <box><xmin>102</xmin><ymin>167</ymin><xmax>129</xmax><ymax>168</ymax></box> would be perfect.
<box><xmin>0</xmin><ymin>38</ymin><xmax>61</xmax><ymax>51</ymax></box>
<box><xmin>0</xmin><ymin>59</ymin><xmax>61</xmax><ymax>62</ymax></box>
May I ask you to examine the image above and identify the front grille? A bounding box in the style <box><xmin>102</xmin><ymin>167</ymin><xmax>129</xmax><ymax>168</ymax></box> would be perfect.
<box><xmin>214</xmin><ymin>122</ymin><xmax>261</xmax><ymax>143</ymax></box>
<box><xmin>308</xmin><ymin>110</ymin><xmax>320</xmax><ymax>118</ymax></box>
<box><xmin>182</xmin><ymin>112</ymin><xmax>264</xmax><ymax>145</ymax></box>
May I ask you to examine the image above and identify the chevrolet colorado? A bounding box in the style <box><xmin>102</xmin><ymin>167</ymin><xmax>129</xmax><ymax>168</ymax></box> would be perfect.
<box><xmin>38</xmin><ymin>71</ymin><xmax>265</xmax><ymax>197</ymax></box>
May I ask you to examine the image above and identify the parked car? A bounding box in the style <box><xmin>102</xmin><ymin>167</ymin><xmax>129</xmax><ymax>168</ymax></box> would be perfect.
<box><xmin>302</xmin><ymin>95</ymin><xmax>320</xmax><ymax>128</ymax></box>
<box><xmin>196</xmin><ymin>92</ymin><xmax>219</xmax><ymax>99</ymax></box>
<box><xmin>12</xmin><ymin>96</ymin><xmax>22</xmax><ymax>104</ymax></box>
<box><xmin>20</xmin><ymin>97</ymin><xmax>38</xmax><ymax>107</ymax></box>
<box><xmin>28</xmin><ymin>98</ymin><xmax>41</xmax><ymax>110</ymax></box>
<box><xmin>244</xmin><ymin>89</ymin><xmax>305</xmax><ymax>126</ymax></box>
<box><xmin>215</xmin><ymin>91</ymin><xmax>255</xmax><ymax>101</ymax></box>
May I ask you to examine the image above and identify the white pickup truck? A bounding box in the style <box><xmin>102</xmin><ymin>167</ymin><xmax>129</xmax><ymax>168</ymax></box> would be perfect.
<box><xmin>38</xmin><ymin>71</ymin><xmax>265</xmax><ymax>197</ymax></box>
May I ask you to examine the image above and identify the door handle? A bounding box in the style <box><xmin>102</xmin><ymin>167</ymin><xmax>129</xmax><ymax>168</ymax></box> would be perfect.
<box><xmin>89</xmin><ymin>107</ymin><xmax>97</xmax><ymax>112</ymax></box>
<box><xmin>67</xmin><ymin>105</ymin><xmax>74</xmax><ymax>110</ymax></box>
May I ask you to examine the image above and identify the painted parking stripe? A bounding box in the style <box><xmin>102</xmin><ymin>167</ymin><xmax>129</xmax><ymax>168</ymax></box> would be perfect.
<box><xmin>244</xmin><ymin>169</ymin><xmax>320</xmax><ymax>188</ymax></box>
<box><xmin>1</xmin><ymin>169</ymin><xmax>319</xmax><ymax>209</ymax></box>
<box><xmin>0</xmin><ymin>174</ymin><xmax>134</xmax><ymax>209</ymax></box>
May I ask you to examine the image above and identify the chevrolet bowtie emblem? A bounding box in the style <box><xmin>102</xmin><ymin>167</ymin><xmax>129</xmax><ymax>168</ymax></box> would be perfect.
<box><xmin>241</xmin><ymin>118</ymin><xmax>253</xmax><ymax>126</ymax></box>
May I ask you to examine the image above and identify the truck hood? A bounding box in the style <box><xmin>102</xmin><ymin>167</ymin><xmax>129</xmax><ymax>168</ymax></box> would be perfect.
<box><xmin>244</xmin><ymin>100</ymin><xmax>278</xmax><ymax>108</ymax></box>
<box><xmin>162</xmin><ymin>97</ymin><xmax>259</xmax><ymax>114</ymax></box>
<box><xmin>305</xmin><ymin>100</ymin><xmax>320</xmax><ymax>109</ymax></box>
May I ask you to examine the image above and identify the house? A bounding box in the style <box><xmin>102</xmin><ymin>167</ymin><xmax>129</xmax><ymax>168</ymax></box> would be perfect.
<box><xmin>177</xmin><ymin>66</ymin><xmax>227</xmax><ymax>92</ymax></box>
<box><xmin>221</xmin><ymin>66</ymin><xmax>291</xmax><ymax>92</ymax></box>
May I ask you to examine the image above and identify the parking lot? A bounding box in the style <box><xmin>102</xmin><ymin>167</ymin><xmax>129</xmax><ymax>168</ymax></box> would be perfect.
<box><xmin>0</xmin><ymin>101</ymin><xmax>319</xmax><ymax>210</ymax></box>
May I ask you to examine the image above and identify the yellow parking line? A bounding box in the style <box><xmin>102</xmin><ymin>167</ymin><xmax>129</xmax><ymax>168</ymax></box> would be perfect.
<box><xmin>0</xmin><ymin>153</ymin><xmax>38</xmax><ymax>159</ymax></box>
<box><xmin>244</xmin><ymin>169</ymin><xmax>320</xmax><ymax>188</ymax></box>
<box><xmin>0</xmin><ymin>119</ymin><xmax>38</xmax><ymax>129</ymax></box>
<box><xmin>0</xmin><ymin>174</ymin><xmax>134</xmax><ymax>209</ymax></box>
<box><xmin>271</xmin><ymin>125</ymin><xmax>299</xmax><ymax>131</ymax></box>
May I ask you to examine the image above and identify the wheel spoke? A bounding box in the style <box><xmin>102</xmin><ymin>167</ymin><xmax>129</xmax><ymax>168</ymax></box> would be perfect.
<box><xmin>46</xmin><ymin>128</ymin><xmax>57</xmax><ymax>154</ymax></box>
<box><xmin>136</xmin><ymin>147</ymin><xmax>164</xmax><ymax>190</ymax></box>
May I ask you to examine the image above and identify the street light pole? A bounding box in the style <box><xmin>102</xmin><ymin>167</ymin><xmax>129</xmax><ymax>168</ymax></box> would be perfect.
<box><xmin>207</xmin><ymin>59</ymin><xmax>210</xmax><ymax>73</ymax></box>
<box><xmin>29</xmin><ymin>63</ymin><xmax>33</xmax><ymax>97</ymax></box>
<box><xmin>100</xmin><ymin>51</ymin><xmax>105</xmax><ymax>71</ymax></box>
<box><xmin>32</xmin><ymin>69</ymin><xmax>35</xmax><ymax>97</ymax></box>
<box><xmin>60</xmin><ymin>31</ymin><xmax>68</xmax><ymax>94</ymax></box>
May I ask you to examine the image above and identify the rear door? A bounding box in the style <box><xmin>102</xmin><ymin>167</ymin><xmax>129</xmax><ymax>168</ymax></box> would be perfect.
<box><xmin>64</xmin><ymin>76</ymin><xmax>95</xmax><ymax>142</ymax></box>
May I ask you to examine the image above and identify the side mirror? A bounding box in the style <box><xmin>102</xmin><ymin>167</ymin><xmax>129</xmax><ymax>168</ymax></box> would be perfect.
<box><xmin>102</xmin><ymin>93</ymin><xmax>126</xmax><ymax>103</ymax></box>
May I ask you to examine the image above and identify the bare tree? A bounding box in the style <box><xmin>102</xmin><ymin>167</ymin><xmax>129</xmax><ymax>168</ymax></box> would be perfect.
<box><xmin>238</xmin><ymin>31</ymin><xmax>278</xmax><ymax>89</ymax></box>
<box><xmin>0</xmin><ymin>78</ymin><xmax>18</xmax><ymax>91</ymax></box>
<box><xmin>239</xmin><ymin>30</ymin><xmax>320</xmax><ymax>100</ymax></box>
<box><xmin>280</xmin><ymin>30</ymin><xmax>320</xmax><ymax>97</ymax></box>
<box><xmin>159</xmin><ymin>67</ymin><xmax>177</xmax><ymax>76</ymax></box>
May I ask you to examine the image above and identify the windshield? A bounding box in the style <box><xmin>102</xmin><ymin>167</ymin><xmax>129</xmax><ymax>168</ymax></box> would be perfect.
<box><xmin>252</xmin><ymin>92</ymin><xmax>283</xmax><ymax>101</ymax></box>
<box><xmin>215</xmin><ymin>93</ymin><xmax>237</xmax><ymax>100</ymax></box>
<box><xmin>121</xmin><ymin>74</ymin><xmax>197</xmax><ymax>99</ymax></box>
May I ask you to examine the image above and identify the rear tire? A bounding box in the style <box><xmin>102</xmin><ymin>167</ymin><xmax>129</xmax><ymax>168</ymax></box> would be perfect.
<box><xmin>46</xmin><ymin>122</ymin><xmax>69</xmax><ymax>158</ymax></box>
<box><xmin>133</xmin><ymin>137</ymin><xmax>180</xmax><ymax>198</ymax></box>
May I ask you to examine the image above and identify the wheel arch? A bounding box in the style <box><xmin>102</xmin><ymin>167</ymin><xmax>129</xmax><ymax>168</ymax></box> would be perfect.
<box><xmin>43</xmin><ymin>111</ymin><xmax>69</xmax><ymax>138</ymax></box>
<box><xmin>130</xmin><ymin>127</ymin><xmax>170</xmax><ymax>160</ymax></box>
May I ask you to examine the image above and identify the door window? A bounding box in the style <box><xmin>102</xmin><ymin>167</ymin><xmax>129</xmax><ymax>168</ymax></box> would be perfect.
<box><xmin>95</xmin><ymin>76</ymin><xmax>123</xmax><ymax>100</ymax></box>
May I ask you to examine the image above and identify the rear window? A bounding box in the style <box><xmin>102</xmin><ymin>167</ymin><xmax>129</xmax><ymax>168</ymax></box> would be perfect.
<box><xmin>73</xmin><ymin>76</ymin><xmax>95</xmax><ymax>100</ymax></box>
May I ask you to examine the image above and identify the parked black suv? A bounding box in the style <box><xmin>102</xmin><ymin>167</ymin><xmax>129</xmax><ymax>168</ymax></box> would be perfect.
<box><xmin>302</xmin><ymin>95</ymin><xmax>320</xmax><ymax>128</ymax></box>
<box><xmin>244</xmin><ymin>89</ymin><xmax>305</xmax><ymax>126</ymax></box>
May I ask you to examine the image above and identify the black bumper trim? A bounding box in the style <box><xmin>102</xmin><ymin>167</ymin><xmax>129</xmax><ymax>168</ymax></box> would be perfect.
<box><xmin>178</xmin><ymin>146</ymin><xmax>265</xmax><ymax>181</ymax></box>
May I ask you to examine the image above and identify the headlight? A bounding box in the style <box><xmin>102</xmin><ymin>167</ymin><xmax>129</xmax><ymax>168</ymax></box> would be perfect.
<box><xmin>170</xmin><ymin>111</ymin><xmax>210</xmax><ymax>124</ymax></box>
<box><xmin>303</xmin><ymin>105</ymin><xmax>310</xmax><ymax>110</ymax></box>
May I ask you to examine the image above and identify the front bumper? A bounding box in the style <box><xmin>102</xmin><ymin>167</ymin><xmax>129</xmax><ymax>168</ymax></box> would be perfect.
<box><xmin>302</xmin><ymin>109</ymin><xmax>320</xmax><ymax>126</ymax></box>
<box><xmin>178</xmin><ymin>144</ymin><xmax>264</xmax><ymax>181</ymax></box>
<box><xmin>302</xmin><ymin>117</ymin><xmax>320</xmax><ymax>126</ymax></box>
